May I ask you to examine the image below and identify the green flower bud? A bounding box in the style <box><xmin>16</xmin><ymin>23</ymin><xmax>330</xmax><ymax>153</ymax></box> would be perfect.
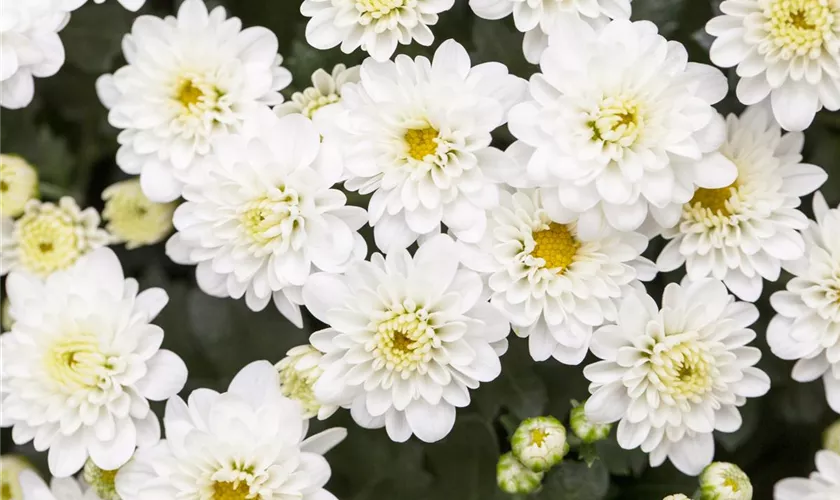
<box><xmin>700</xmin><ymin>462</ymin><xmax>753</xmax><ymax>500</ymax></box>
<box><xmin>570</xmin><ymin>400</ymin><xmax>611</xmax><ymax>443</ymax></box>
<box><xmin>511</xmin><ymin>416</ymin><xmax>569</xmax><ymax>472</ymax></box>
<box><xmin>496</xmin><ymin>452</ymin><xmax>543</xmax><ymax>494</ymax></box>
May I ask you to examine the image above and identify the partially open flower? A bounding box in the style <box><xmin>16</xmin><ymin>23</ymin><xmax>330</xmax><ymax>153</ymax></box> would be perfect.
<box><xmin>0</xmin><ymin>154</ymin><xmax>38</xmax><ymax>218</ymax></box>
<box><xmin>496</xmin><ymin>452</ymin><xmax>544</xmax><ymax>494</ymax></box>
<box><xmin>102</xmin><ymin>178</ymin><xmax>176</xmax><ymax>249</ymax></box>
<box><xmin>700</xmin><ymin>462</ymin><xmax>753</xmax><ymax>500</ymax></box>
<box><xmin>570</xmin><ymin>400</ymin><xmax>611</xmax><ymax>444</ymax></box>
<box><xmin>511</xmin><ymin>416</ymin><xmax>570</xmax><ymax>472</ymax></box>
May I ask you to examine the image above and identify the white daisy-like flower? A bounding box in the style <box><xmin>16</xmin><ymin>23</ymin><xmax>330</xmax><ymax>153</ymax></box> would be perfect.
<box><xmin>1</xmin><ymin>247</ymin><xmax>188</xmax><ymax>477</ymax></box>
<box><xmin>76</xmin><ymin>0</ymin><xmax>146</xmax><ymax>11</ymax></box>
<box><xmin>0</xmin><ymin>154</ymin><xmax>39</xmax><ymax>218</ymax></box>
<box><xmin>774</xmin><ymin>450</ymin><xmax>840</xmax><ymax>499</ymax></box>
<box><xmin>301</xmin><ymin>0</ymin><xmax>454</xmax><ymax>62</ymax></box>
<box><xmin>302</xmin><ymin>234</ymin><xmax>510</xmax><ymax>443</ymax></box>
<box><xmin>0</xmin><ymin>197</ymin><xmax>111</xmax><ymax>277</ymax></box>
<box><xmin>657</xmin><ymin>105</ymin><xmax>826</xmax><ymax>302</ymax></box>
<box><xmin>275</xmin><ymin>64</ymin><xmax>360</xmax><ymax>121</ymax></box>
<box><xmin>469</xmin><ymin>0</ymin><xmax>632</xmax><ymax>64</ymax></box>
<box><xmin>508</xmin><ymin>18</ymin><xmax>737</xmax><ymax>239</ymax></box>
<box><xmin>102</xmin><ymin>178</ymin><xmax>177</xmax><ymax>250</ymax></box>
<box><xmin>275</xmin><ymin>344</ymin><xmax>338</xmax><ymax>420</ymax></box>
<box><xmin>459</xmin><ymin>189</ymin><xmax>653</xmax><ymax>365</ymax></box>
<box><xmin>114</xmin><ymin>360</ymin><xmax>347</xmax><ymax>500</ymax></box>
<box><xmin>706</xmin><ymin>0</ymin><xmax>840</xmax><ymax>132</ymax></box>
<box><xmin>96</xmin><ymin>0</ymin><xmax>293</xmax><ymax>202</ymax></box>
<box><xmin>583</xmin><ymin>279</ymin><xmax>771</xmax><ymax>476</ymax></box>
<box><xmin>0</xmin><ymin>0</ymin><xmax>79</xmax><ymax>109</ymax></box>
<box><xmin>332</xmin><ymin>39</ymin><xmax>526</xmax><ymax>251</ymax></box>
<box><xmin>767</xmin><ymin>192</ymin><xmax>840</xmax><ymax>413</ymax></box>
<box><xmin>165</xmin><ymin>112</ymin><xmax>367</xmax><ymax>328</ymax></box>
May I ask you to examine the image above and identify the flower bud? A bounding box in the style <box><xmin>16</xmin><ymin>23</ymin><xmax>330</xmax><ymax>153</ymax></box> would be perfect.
<box><xmin>700</xmin><ymin>462</ymin><xmax>753</xmax><ymax>500</ymax></box>
<box><xmin>496</xmin><ymin>452</ymin><xmax>543</xmax><ymax>494</ymax></box>
<box><xmin>511</xmin><ymin>416</ymin><xmax>569</xmax><ymax>472</ymax></box>
<box><xmin>0</xmin><ymin>154</ymin><xmax>38</xmax><ymax>218</ymax></box>
<box><xmin>570</xmin><ymin>400</ymin><xmax>611</xmax><ymax>443</ymax></box>
<box><xmin>275</xmin><ymin>345</ymin><xmax>336</xmax><ymax>419</ymax></box>
<box><xmin>102</xmin><ymin>178</ymin><xmax>176</xmax><ymax>249</ymax></box>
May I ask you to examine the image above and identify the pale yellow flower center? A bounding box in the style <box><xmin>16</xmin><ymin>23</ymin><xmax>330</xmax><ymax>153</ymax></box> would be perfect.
<box><xmin>44</xmin><ymin>333</ymin><xmax>108</xmax><ymax>392</ymax></box>
<box><xmin>277</xmin><ymin>357</ymin><xmax>322</xmax><ymax>418</ymax></box>
<box><xmin>589</xmin><ymin>96</ymin><xmax>643</xmax><ymax>146</ymax></box>
<box><xmin>529</xmin><ymin>428</ymin><xmax>549</xmax><ymax>447</ymax></box>
<box><xmin>83</xmin><ymin>460</ymin><xmax>121</xmax><ymax>500</ymax></box>
<box><xmin>766</xmin><ymin>0</ymin><xmax>834</xmax><ymax>57</ymax></box>
<box><xmin>17</xmin><ymin>209</ymin><xmax>82</xmax><ymax>276</ymax></box>
<box><xmin>687</xmin><ymin>182</ymin><xmax>739</xmax><ymax>217</ymax></box>
<box><xmin>531</xmin><ymin>223</ymin><xmax>580</xmax><ymax>273</ymax></box>
<box><xmin>649</xmin><ymin>340</ymin><xmax>715</xmax><ymax>402</ymax></box>
<box><xmin>373</xmin><ymin>306</ymin><xmax>438</xmax><ymax>373</ymax></box>
<box><xmin>103</xmin><ymin>180</ymin><xmax>175</xmax><ymax>249</ymax></box>
<box><xmin>213</xmin><ymin>481</ymin><xmax>256</xmax><ymax>500</ymax></box>
<box><xmin>0</xmin><ymin>155</ymin><xmax>38</xmax><ymax>218</ymax></box>
<box><xmin>239</xmin><ymin>189</ymin><xmax>301</xmax><ymax>247</ymax></box>
<box><xmin>301</xmin><ymin>92</ymin><xmax>340</xmax><ymax>119</ymax></box>
<box><xmin>356</xmin><ymin>0</ymin><xmax>405</xmax><ymax>17</ymax></box>
<box><xmin>404</xmin><ymin>126</ymin><xmax>439</xmax><ymax>161</ymax></box>
<box><xmin>173</xmin><ymin>75</ymin><xmax>223</xmax><ymax>118</ymax></box>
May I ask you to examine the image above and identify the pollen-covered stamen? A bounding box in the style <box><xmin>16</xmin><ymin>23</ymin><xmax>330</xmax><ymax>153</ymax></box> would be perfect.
<box><xmin>646</xmin><ymin>335</ymin><xmax>716</xmax><ymax>408</ymax></box>
<box><xmin>212</xmin><ymin>480</ymin><xmax>254</xmax><ymax>500</ymax></box>
<box><xmin>687</xmin><ymin>182</ymin><xmax>739</xmax><ymax>217</ymax></box>
<box><xmin>588</xmin><ymin>96</ymin><xmax>644</xmax><ymax>147</ymax></box>
<box><xmin>404</xmin><ymin>126</ymin><xmax>440</xmax><ymax>161</ymax></box>
<box><xmin>356</xmin><ymin>0</ymin><xmax>406</xmax><ymax>18</ymax></box>
<box><xmin>531</xmin><ymin>223</ymin><xmax>580</xmax><ymax>273</ymax></box>
<box><xmin>16</xmin><ymin>208</ymin><xmax>82</xmax><ymax>276</ymax></box>
<box><xmin>372</xmin><ymin>301</ymin><xmax>440</xmax><ymax>373</ymax></box>
<box><xmin>239</xmin><ymin>188</ymin><xmax>303</xmax><ymax>249</ymax></box>
<box><xmin>173</xmin><ymin>75</ymin><xmax>225</xmax><ymax>119</ymax></box>
<box><xmin>44</xmin><ymin>333</ymin><xmax>111</xmax><ymax>392</ymax></box>
<box><xmin>765</xmin><ymin>0</ymin><xmax>834</xmax><ymax>58</ymax></box>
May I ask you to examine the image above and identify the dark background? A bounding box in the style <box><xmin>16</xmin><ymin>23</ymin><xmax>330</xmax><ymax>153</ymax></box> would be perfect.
<box><xmin>2</xmin><ymin>0</ymin><xmax>840</xmax><ymax>498</ymax></box>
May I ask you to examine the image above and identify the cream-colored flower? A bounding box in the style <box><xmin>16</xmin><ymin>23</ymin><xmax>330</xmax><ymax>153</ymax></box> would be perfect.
<box><xmin>102</xmin><ymin>178</ymin><xmax>176</xmax><ymax>249</ymax></box>
<box><xmin>0</xmin><ymin>197</ymin><xmax>111</xmax><ymax>277</ymax></box>
<box><xmin>275</xmin><ymin>344</ymin><xmax>337</xmax><ymax>420</ymax></box>
<box><xmin>0</xmin><ymin>154</ymin><xmax>38</xmax><ymax>218</ymax></box>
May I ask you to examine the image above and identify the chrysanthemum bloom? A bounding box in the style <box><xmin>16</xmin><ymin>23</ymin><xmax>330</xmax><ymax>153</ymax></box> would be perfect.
<box><xmin>767</xmin><ymin>193</ymin><xmax>840</xmax><ymax>413</ymax></box>
<box><xmin>303</xmin><ymin>234</ymin><xmax>510</xmax><ymax>443</ymax></box>
<box><xmin>774</xmin><ymin>450</ymin><xmax>840</xmax><ymax>499</ymax></box>
<box><xmin>275</xmin><ymin>344</ymin><xmax>337</xmax><ymax>419</ymax></box>
<box><xmin>114</xmin><ymin>361</ymin><xmax>347</xmax><ymax>500</ymax></box>
<box><xmin>0</xmin><ymin>0</ymin><xmax>78</xmax><ymax>109</ymax></box>
<box><xmin>497</xmin><ymin>452</ymin><xmax>544</xmax><ymax>494</ymax></box>
<box><xmin>657</xmin><ymin>106</ymin><xmax>826</xmax><ymax>301</ymax></box>
<box><xmin>570</xmin><ymin>400</ymin><xmax>611</xmax><ymax>443</ymax></box>
<box><xmin>102</xmin><ymin>178</ymin><xmax>177</xmax><ymax>250</ymax></box>
<box><xmin>275</xmin><ymin>64</ymin><xmax>360</xmax><ymax>122</ymax></box>
<box><xmin>511</xmin><ymin>416</ymin><xmax>569</xmax><ymax>472</ymax></box>
<box><xmin>96</xmin><ymin>0</ymin><xmax>292</xmax><ymax>202</ymax></box>
<box><xmin>459</xmin><ymin>189</ymin><xmax>654</xmax><ymax>364</ymax></box>
<box><xmin>1</xmin><ymin>248</ymin><xmax>188</xmax><ymax>477</ymax></box>
<box><xmin>301</xmin><ymin>0</ymin><xmax>454</xmax><ymax>62</ymax></box>
<box><xmin>706</xmin><ymin>0</ymin><xmax>840</xmax><ymax>132</ymax></box>
<box><xmin>584</xmin><ymin>279</ymin><xmax>771</xmax><ymax>475</ymax></box>
<box><xmin>332</xmin><ymin>39</ymin><xmax>526</xmax><ymax>251</ymax></box>
<box><xmin>77</xmin><ymin>0</ymin><xmax>146</xmax><ymax>11</ymax></box>
<box><xmin>825</xmin><ymin>420</ymin><xmax>840</xmax><ymax>454</ymax></box>
<box><xmin>0</xmin><ymin>154</ymin><xmax>38</xmax><ymax>218</ymax></box>
<box><xmin>700</xmin><ymin>462</ymin><xmax>753</xmax><ymax>500</ymax></box>
<box><xmin>469</xmin><ymin>0</ymin><xmax>631</xmax><ymax>64</ymax></box>
<box><xmin>508</xmin><ymin>18</ymin><xmax>736</xmax><ymax>239</ymax></box>
<box><xmin>166</xmin><ymin>112</ymin><xmax>367</xmax><ymax>327</ymax></box>
<box><xmin>0</xmin><ymin>197</ymin><xmax>111</xmax><ymax>277</ymax></box>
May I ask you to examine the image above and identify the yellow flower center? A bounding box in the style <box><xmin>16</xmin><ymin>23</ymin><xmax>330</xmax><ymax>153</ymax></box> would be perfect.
<box><xmin>356</xmin><ymin>0</ymin><xmax>405</xmax><ymax>17</ymax></box>
<box><xmin>724</xmin><ymin>477</ymin><xmax>741</xmax><ymax>492</ymax></box>
<box><xmin>766</xmin><ymin>0</ymin><xmax>834</xmax><ymax>57</ymax></box>
<box><xmin>589</xmin><ymin>96</ymin><xmax>643</xmax><ymax>146</ymax></box>
<box><xmin>277</xmin><ymin>362</ymin><xmax>322</xmax><ymax>419</ymax></box>
<box><xmin>212</xmin><ymin>481</ymin><xmax>256</xmax><ymax>500</ymax></box>
<box><xmin>531</xmin><ymin>223</ymin><xmax>580</xmax><ymax>273</ymax></box>
<box><xmin>44</xmin><ymin>333</ymin><xmax>108</xmax><ymax>393</ymax></box>
<box><xmin>0</xmin><ymin>180</ymin><xmax>8</xmax><ymax>192</ymax></box>
<box><xmin>239</xmin><ymin>190</ymin><xmax>301</xmax><ymax>247</ymax></box>
<box><xmin>176</xmin><ymin>79</ymin><xmax>206</xmax><ymax>107</ymax></box>
<box><xmin>404</xmin><ymin>127</ymin><xmax>439</xmax><ymax>161</ymax></box>
<box><xmin>529</xmin><ymin>428</ymin><xmax>549</xmax><ymax>447</ymax></box>
<box><xmin>83</xmin><ymin>460</ymin><xmax>121</xmax><ymax>500</ymax></box>
<box><xmin>688</xmin><ymin>182</ymin><xmax>738</xmax><ymax>216</ymax></box>
<box><xmin>649</xmin><ymin>340</ymin><xmax>715</xmax><ymax>403</ymax></box>
<box><xmin>373</xmin><ymin>306</ymin><xmax>437</xmax><ymax>372</ymax></box>
<box><xmin>173</xmin><ymin>75</ymin><xmax>224</xmax><ymax>120</ymax></box>
<box><xmin>103</xmin><ymin>180</ymin><xmax>175</xmax><ymax>249</ymax></box>
<box><xmin>17</xmin><ymin>209</ymin><xmax>82</xmax><ymax>276</ymax></box>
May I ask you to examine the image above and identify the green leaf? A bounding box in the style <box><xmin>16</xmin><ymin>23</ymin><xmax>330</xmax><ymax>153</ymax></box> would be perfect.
<box><xmin>474</xmin><ymin>340</ymin><xmax>548</xmax><ymax>421</ymax></box>
<box><xmin>536</xmin><ymin>460</ymin><xmax>610</xmax><ymax>500</ymax></box>
<box><xmin>61</xmin><ymin>3</ymin><xmax>134</xmax><ymax>74</ymax></box>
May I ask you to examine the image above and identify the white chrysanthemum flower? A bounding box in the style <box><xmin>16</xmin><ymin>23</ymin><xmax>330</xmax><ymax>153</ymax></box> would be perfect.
<box><xmin>1</xmin><ymin>248</ymin><xmax>188</xmax><ymax>477</ymax></box>
<box><xmin>0</xmin><ymin>197</ymin><xmax>111</xmax><ymax>277</ymax></box>
<box><xmin>301</xmin><ymin>0</ymin><xmax>454</xmax><ymax>62</ymax></box>
<box><xmin>114</xmin><ymin>361</ymin><xmax>347</xmax><ymax>500</ymax></box>
<box><xmin>459</xmin><ymin>189</ymin><xmax>653</xmax><ymax>364</ymax></box>
<box><xmin>0</xmin><ymin>0</ymin><xmax>79</xmax><ymax>109</ymax></box>
<box><xmin>657</xmin><ymin>106</ymin><xmax>826</xmax><ymax>302</ymax></box>
<box><xmin>96</xmin><ymin>0</ymin><xmax>293</xmax><ymax>203</ymax></box>
<box><xmin>700</xmin><ymin>462</ymin><xmax>753</xmax><ymax>500</ymax></box>
<box><xmin>511</xmin><ymin>416</ymin><xmax>569</xmax><ymax>472</ymax></box>
<box><xmin>166</xmin><ymin>112</ymin><xmax>367</xmax><ymax>328</ymax></box>
<box><xmin>497</xmin><ymin>452</ymin><xmax>544</xmax><ymax>494</ymax></box>
<box><xmin>275</xmin><ymin>64</ymin><xmax>360</xmax><ymax>122</ymax></box>
<box><xmin>275</xmin><ymin>344</ymin><xmax>337</xmax><ymax>420</ymax></box>
<box><xmin>469</xmin><ymin>0</ymin><xmax>631</xmax><ymax>64</ymax></box>
<box><xmin>570</xmin><ymin>399</ymin><xmax>611</xmax><ymax>443</ymax></box>
<box><xmin>302</xmin><ymin>234</ymin><xmax>510</xmax><ymax>443</ymax></box>
<box><xmin>583</xmin><ymin>279</ymin><xmax>771</xmax><ymax>476</ymax></box>
<box><xmin>774</xmin><ymin>450</ymin><xmax>840</xmax><ymax>499</ymax></box>
<box><xmin>767</xmin><ymin>193</ymin><xmax>840</xmax><ymax>413</ymax></box>
<box><xmin>508</xmin><ymin>18</ymin><xmax>736</xmax><ymax>239</ymax></box>
<box><xmin>825</xmin><ymin>420</ymin><xmax>840</xmax><ymax>454</ymax></box>
<box><xmin>102</xmin><ymin>178</ymin><xmax>176</xmax><ymax>250</ymax></box>
<box><xmin>76</xmin><ymin>0</ymin><xmax>146</xmax><ymax>11</ymax></box>
<box><xmin>332</xmin><ymin>39</ymin><xmax>526</xmax><ymax>251</ymax></box>
<box><xmin>706</xmin><ymin>0</ymin><xmax>840</xmax><ymax>132</ymax></box>
<box><xmin>0</xmin><ymin>154</ymin><xmax>39</xmax><ymax>218</ymax></box>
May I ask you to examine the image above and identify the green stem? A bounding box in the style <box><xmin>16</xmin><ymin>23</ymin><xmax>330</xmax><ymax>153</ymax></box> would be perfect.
<box><xmin>38</xmin><ymin>182</ymin><xmax>69</xmax><ymax>200</ymax></box>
